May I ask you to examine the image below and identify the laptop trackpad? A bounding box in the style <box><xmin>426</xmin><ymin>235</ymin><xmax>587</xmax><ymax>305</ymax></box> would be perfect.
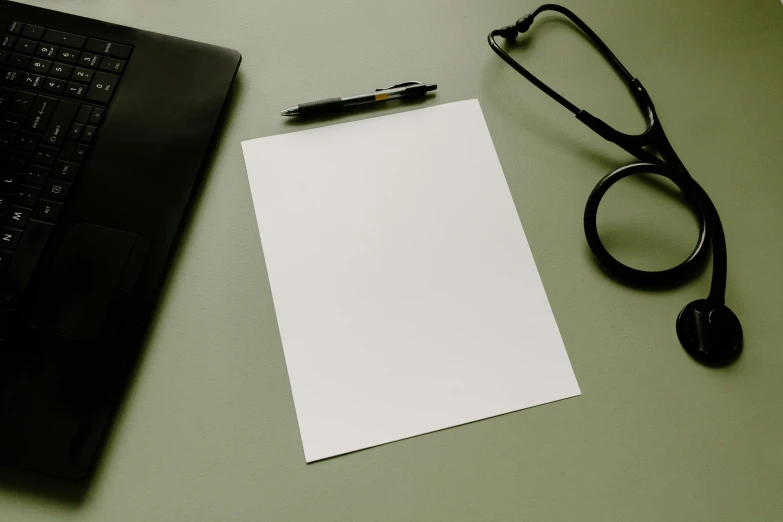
<box><xmin>35</xmin><ymin>223</ymin><xmax>140</xmax><ymax>340</ymax></box>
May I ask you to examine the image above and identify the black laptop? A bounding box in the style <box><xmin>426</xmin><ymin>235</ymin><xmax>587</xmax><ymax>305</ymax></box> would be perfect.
<box><xmin>0</xmin><ymin>1</ymin><xmax>240</xmax><ymax>478</ymax></box>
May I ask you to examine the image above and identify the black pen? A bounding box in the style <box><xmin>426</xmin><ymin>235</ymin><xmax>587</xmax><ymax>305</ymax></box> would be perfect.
<box><xmin>281</xmin><ymin>81</ymin><xmax>437</xmax><ymax>117</ymax></box>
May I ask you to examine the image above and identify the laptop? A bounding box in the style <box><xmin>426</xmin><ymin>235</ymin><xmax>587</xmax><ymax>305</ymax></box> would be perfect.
<box><xmin>0</xmin><ymin>1</ymin><xmax>241</xmax><ymax>478</ymax></box>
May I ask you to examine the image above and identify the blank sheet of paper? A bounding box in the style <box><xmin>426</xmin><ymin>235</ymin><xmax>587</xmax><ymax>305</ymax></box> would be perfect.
<box><xmin>242</xmin><ymin>100</ymin><xmax>580</xmax><ymax>462</ymax></box>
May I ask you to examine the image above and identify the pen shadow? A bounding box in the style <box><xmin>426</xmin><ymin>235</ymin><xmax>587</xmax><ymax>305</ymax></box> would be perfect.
<box><xmin>282</xmin><ymin>95</ymin><xmax>433</xmax><ymax>127</ymax></box>
<box><xmin>482</xmin><ymin>20</ymin><xmax>708</xmax><ymax>291</ymax></box>
<box><xmin>0</xmin><ymin>69</ymin><xmax>246</xmax><ymax>509</ymax></box>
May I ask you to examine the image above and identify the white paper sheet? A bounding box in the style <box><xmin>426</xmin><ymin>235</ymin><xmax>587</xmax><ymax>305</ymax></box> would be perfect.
<box><xmin>242</xmin><ymin>100</ymin><xmax>580</xmax><ymax>462</ymax></box>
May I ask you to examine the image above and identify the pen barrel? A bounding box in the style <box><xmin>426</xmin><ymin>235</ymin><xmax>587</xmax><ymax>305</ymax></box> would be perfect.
<box><xmin>297</xmin><ymin>97</ymin><xmax>343</xmax><ymax>116</ymax></box>
<box><xmin>402</xmin><ymin>84</ymin><xmax>431</xmax><ymax>96</ymax></box>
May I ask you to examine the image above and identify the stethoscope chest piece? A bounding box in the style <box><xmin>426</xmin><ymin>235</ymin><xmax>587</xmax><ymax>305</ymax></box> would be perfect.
<box><xmin>676</xmin><ymin>300</ymin><xmax>743</xmax><ymax>367</ymax></box>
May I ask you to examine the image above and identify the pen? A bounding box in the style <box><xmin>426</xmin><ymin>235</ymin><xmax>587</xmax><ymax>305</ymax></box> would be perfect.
<box><xmin>281</xmin><ymin>81</ymin><xmax>438</xmax><ymax>117</ymax></box>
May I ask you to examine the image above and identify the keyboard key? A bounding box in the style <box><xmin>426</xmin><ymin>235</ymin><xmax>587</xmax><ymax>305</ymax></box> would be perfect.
<box><xmin>21</xmin><ymin>25</ymin><xmax>45</xmax><ymax>40</ymax></box>
<box><xmin>85</xmin><ymin>38</ymin><xmax>132</xmax><ymax>59</ymax></box>
<box><xmin>56</xmin><ymin>48</ymin><xmax>79</xmax><ymax>64</ymax></box>
<box><xmin>0</xmin><ymin>87</ymin><xmax>11</xmax><ymax>112</ymax></box>
<box><xmin>105</xmin><ymin>42</ymin><xmax>132</xmax><ymax>60</ymax></box>
<box><xmin>0</xmin><ymin>220</ymin><xmax>52</xmax><ymax>310</ymax></box>
<box><xmin>28</xmin><ymin>58</ymin><xmax>52</xmax><ymax>74</ymax></box>
<box><xmin>22</xmin><ymin>164</ymin><xmax>48</xmax><ymax>186</ymax></box>
<box><xmin>86</xmin><ymin>71</ymin><xmax>119</xmax><ymax>104</ymax></box>
<box><xmin>7</xmin><ymin>22</ymin><xmax>25</xmax><ymax>36</ymax></box>
<box><xmin>32</xmin><ymin>199</ymin><xmax>62</xmax><ymax>223</ymax></box>
<box><xmin>50</xmin><ymin>62</ymin><xmax>73</xmax><ymax>79</ymax></box>
<box><xmin>3</xmin><ymin>113</ymin><xmax>24</xmax><ymax>131</ymax></box>
<box><xmin>0</xmin><ymin>133</ymin><xmax>12</xmax><ymax>152</ymax></box>
<box><xmin>72</xmin><ymin>67</ymin><xmax>93</xmax><ymax>83</ymax></box>
<box><xmin>68</xmin><ymin>122</ymin><xmax>83</xmax><ymax>140</ymax></box>
<box><xmin>42</xmin><ymin>77</ymin><xmax>66</xmax><ymax>95</ymax></box>
<box><xmin>7</xmin><ymin>152</ymin><xmax>29</xmax><ymax>172</ymax></box>
<box><xmin>13</xmin><ymin>185</ymin><xmax>39</xmax><ymax>206</ymax></box>
<box><xmin>99</xmin><ymin>56</ymin><xmax>125</xmax><ymax>74</ymax></box>
<box><xmin>33</xmin><ymin>146</ymin><xmax>58</xmax><ymax>167</ymax></box>
<box><xmin>80</xmin><ymin>125</ymin><xmax>96</xmax><ymax>143</ymax></box>
<box><xmin>51</xmin><ymin>160</ymin><xmax>79</xmax><ymax>181</ymax></box>
<box><xmin>0</xmin><ymin>157</ymin><xmax>13</xmax><ymax>172</ymax></box>
<box><xmin>59</xmin><ymin>140</ymin><xmax>76</xmax><ymax>161</ymax></box>
<box><xmin>15</xmin><ymin>132</ymin><xmax>39</xmax><ymax>152</ymax></box>
<box><xmin>21</xmin><ymin>73</ymin><xmax>44</xmax><ymax>89</ymax></box>
<box><xmin>3</xmin><ymin>206</ymin><xmax>29</xmax><ymax>228</ymax></box>
<box><xmin>65</xmin><ymin>82</ymin><xmax>86</xmax><ymax>98</ymax></box>
<box><xmin>83</xmin><ymin>38</ymin><xmax>111</xmax><ymax>54</ymax></box>
<box><xmin>42</xmin><ymin>179</ymin><xmax>70</xmax><ymax>201</ymax></box>
<box><xmin>2</xmin><ymin>68</ymin><xmax>22</xmax><ymax>86</ymax></box>
<box><xmin>77</xmin><ymin>52</ymin><xmax>100</xmax><ymax>68</ymax></box>
<box><xmin>10</xmin><ymin>91</ymin><xmax>35</xmax><ymax>114</ymax></box>
<box><xmin>0</xmin><ymin>171</ymin><xmax>15</xmax><ymax>188</ymax></box>
<box><xmin>13</xmin><ymin>38</ymin><xmax>37</xmax><ymax>55</ymax></box>
<box><xmin>0</xmin><ymin>251</ymin><xmax>11</xmax><ymax>277</ymax></box>
<box><xmin>72</xmin><ymin>144</ymin><xmax>89</xmax><ymax>162</ymax></box>
<box><xmin>43</xmin><ymin>30</ymin><xmax>86</xmax><ymax>49</ymax></box>
<box><xmin>88</xmin><ymin>107</ymin><xmax>104</xmax><ymax>125</ymax></box>
<box><xmin>25</xmin><ymin>95</ymin><xmax>57</xmax><ymax>132</ymax></box>
<box><xmin>1</xmin><ymin>36</ymin><xmax>17</xmax><ymax>50</ymax></box>
<box><xmin>0</xmin><ymin>227</ymin><xmax>21</xmax><ymax>249</ymax></box>
<box><xmin>7</xmin><ymin>52</ymin><xmax>30</xmax><ymax>69</ymax></box>
<box><xmin>75</xmin><ymin>104</ymin><xmax>93</xmax><ymax>124</ymax></box>
<box><xmin>0</xmin><ymin>51</ymin><xmax>7</xmax><ymax>66</ymax></box>
<box><xmin>35</xmin><ymin>43</ymin><xmax>58</xmax><ymax>59</ymax></box>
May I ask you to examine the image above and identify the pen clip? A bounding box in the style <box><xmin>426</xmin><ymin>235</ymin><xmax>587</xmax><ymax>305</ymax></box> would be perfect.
<box><xmin>376</xmin><ymin>81</ymin><xmax>424</xmax><ymax>91</ymax></box>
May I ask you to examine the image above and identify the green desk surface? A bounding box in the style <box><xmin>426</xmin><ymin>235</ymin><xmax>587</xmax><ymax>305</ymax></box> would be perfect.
<box><xmin>2</xmin><ymin>0</ymin><xmax>782</xmax><ymax>520</ymax></box>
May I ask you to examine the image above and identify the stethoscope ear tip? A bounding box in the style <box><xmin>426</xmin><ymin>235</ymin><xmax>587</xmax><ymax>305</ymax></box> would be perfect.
<box><xmin>676</xmin><ymin>300</ymin><xmax>743</xmax><ymax>367</ymax></box>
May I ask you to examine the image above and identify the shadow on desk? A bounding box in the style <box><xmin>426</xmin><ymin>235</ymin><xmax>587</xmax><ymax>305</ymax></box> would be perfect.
<box><xmin>0</xmin><ymin>71</ymin><xmax>246</xmax><ymax>507</ymax></box>
<box><xmin>0</xmin><ymin>467</ymin><xmax>89</xmax><ymax>507</ymax></box>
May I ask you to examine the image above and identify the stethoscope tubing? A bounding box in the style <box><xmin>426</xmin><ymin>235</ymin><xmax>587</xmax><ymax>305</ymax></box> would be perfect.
<box><xmin>487</xmin><ymin>5</ymin><xmax>726</xmax><ymax>305</ymax></box>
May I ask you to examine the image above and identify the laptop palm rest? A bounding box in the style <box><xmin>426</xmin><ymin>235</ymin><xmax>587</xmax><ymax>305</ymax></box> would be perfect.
<box><xmin>34</xmin><ymin>223</ymin><xmax>149</xmax><ymax>340</ymax></box>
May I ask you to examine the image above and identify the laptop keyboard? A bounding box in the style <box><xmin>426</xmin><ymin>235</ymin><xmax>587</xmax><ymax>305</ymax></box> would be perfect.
<box><xmin>0</xmin><ymin>20</ymin><xmax>132</xmax><ymax>337</ymax></box>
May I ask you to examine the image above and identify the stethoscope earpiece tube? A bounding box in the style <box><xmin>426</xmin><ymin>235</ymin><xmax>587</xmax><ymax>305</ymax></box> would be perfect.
<box><xmin>489</xmin><ymin>5</ymin><xmax>743</xmax><ymax>366</ymax></box>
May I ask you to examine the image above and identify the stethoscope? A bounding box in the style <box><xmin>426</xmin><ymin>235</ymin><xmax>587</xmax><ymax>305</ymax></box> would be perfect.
<box><xmin>489</xmin><ymin>4</ymin><xmax>743</xmax><ymax>366</ymax></box>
